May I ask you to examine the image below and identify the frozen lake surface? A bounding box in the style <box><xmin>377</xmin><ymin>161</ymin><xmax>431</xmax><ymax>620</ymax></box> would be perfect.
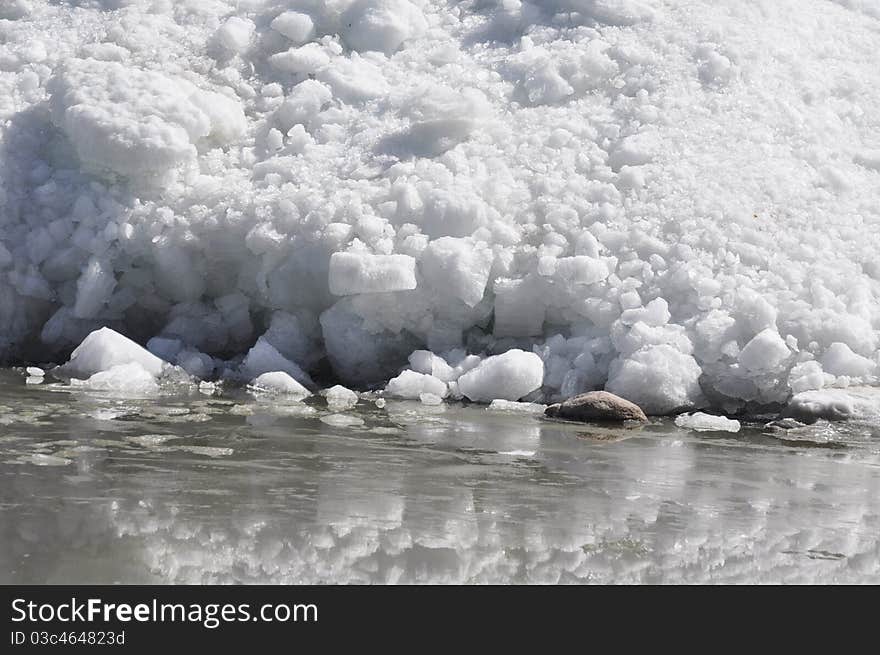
<box><xmin>2</xmin><ymin>370</ymin><xmax>879</xmax><ymax>584</ymax></box>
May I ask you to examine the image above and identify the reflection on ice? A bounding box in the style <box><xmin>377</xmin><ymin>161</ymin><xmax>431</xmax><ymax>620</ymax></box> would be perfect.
<box><xmin>1</xmin><ymin>372</ymin><xmax>880</xmax><ymax>583</ymax></box>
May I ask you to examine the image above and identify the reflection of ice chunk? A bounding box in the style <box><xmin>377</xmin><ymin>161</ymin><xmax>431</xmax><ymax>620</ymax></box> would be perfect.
<box><xmin>62</xmin><ymin>328</ymin><xmax>166</xmax><ymax>379</ymax></box>
<box><xmin>675</xmin><ymin>412</ymin><xmax>740</xmax><ymax>433</ymax></box>
<box><xmin>458</xmin><ymin>350</ymin><xmax>544</xmax><ymax>402</ymax></box>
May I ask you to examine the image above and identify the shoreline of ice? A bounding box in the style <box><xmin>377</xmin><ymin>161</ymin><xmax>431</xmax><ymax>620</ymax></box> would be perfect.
<box><xmin>3</xmin><ymin>2</ymin><xmax>880</xmax><ymax>415</ymax></box>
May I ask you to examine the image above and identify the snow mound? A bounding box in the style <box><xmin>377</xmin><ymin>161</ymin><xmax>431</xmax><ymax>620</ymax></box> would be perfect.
<box><xmin>3</xmin><ymin>1</ymin><xmax>880</xmax><ymax>414</ymax></box>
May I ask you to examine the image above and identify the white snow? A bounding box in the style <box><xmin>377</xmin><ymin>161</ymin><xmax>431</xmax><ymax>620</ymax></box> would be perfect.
<box><xmin>3</xmin><ymin>1</ymin><xmax>880</xmax><ymax>414</ymax></box>
<box><xmin>675</xmin><ymin>412</ymin><xmax>741</xmax><ymax>433</ymax></box>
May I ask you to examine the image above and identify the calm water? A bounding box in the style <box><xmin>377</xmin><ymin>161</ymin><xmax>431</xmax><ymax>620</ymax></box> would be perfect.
<box><xmin>2</xmin><ymin>369</ymin><xmax>880</xmax><ymax>584</ymax></box>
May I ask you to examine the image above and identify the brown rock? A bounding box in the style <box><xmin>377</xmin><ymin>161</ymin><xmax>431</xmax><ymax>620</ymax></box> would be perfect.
<box><xmin>545</xmin><ymin>391</ymin><xmax>648</xmax><ymax>423</ymax></box>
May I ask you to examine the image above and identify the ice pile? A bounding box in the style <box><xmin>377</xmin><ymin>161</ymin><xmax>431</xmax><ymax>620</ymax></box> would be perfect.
<box><xmin>3</xmin><ymin>1</ymin><xmax>880</xmax><ymax>413</ymax></box>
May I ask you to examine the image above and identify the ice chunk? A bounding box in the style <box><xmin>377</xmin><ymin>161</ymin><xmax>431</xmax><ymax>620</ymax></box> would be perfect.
<box><xmin>48</xmin><ymin>59</ymin><xmax>245</xmax><ymax>178</ymax></box>
<box><xmin>241</xmin><ymin>338</ymin><xmax>313</xmax><ymax>387</ymax></box>
<box><xmin>555</xmin><ymin>256</ymin><xmax>613</xmax><ymax>287</ymax></box>
<box><xmin>820</xmin><ymin>342</ymin><xmax>875</xmax><ymax>378</ymax></box>
<box><xmin>488</xmin><ymin>399</ymin><xmax>547</xmax><ymax>414</ymax></box>
<box><xmin>784</xmin><ymin>390</ymin><xmax>857</xmax><ymax>423</ymax></box>
<box><xmin>738</xmin><ymin>329</ymin><xmax>791</xmax><ymax>373</ymax></box>
<box><xmin>215</xmin><ymin>17</ymin><xmax>254</xmax><ymax>53</ymax></box>
<box><xmin>175</xmin><ymin>349</ymin><xmax>214</xmax><ymax>379</ymax></box>
<box><xmin>26</xmin><ymin>366</ymin><xmax>44</xmax><ymax>377</ymax></box>
<box><xmin>341</xmin><ymin>0</ymin><xmax>428</xmax><ymax>55</ymax></box>
<box><xmin>269</xmin><ymin>44</ymin><xmax>330</xmax><ymax>75</ymax></box>
<box><xmin>275</xmin><ymin>80</ymin><xmax>332</xmax><ymax>130</ymax></box>
<box><xmin>73</xmin><ymin>257</ymin><xmax>116</xmax><ymax>319</ymax></box>
<box><xmin>419</xmin><ymin>237</ymin><xmax>492</xmax><ymax>307</ymax></box>
<box><xmin>72</xmin><ymin>362</ymin><xmax>159</xmax><ymax>394</ymax></box>
<box><xmin>788</xmin><ymin>360</ymin><xmax>828</xmax><ymax>394</ymax></box>
<box><xmin>250</xmin><ymin>371</ymin><xmax>311</xmax><ymax>399</ymax></box>
<box><xmin>493</xmin><ymin>277</ymin><xmax>546</xmax><ymax>337</ymax></box>
<box><xmin>324</xmin><ymin>385</ymin><xmax>359</xmax><ymax>411</ymax></box>
<box><xmin>262</xmin><ymin>312</ymin><xmax>319</xmax><ymax>368</ymax></box>
<box><xmin>407</xmin><ymin>350</ymin><xmax>455</xmax><ymax>381</ymax></box>
<box><xmin>272</xmin><ymin>12</ymin><xmax>316</xmax><ymax>45</ymax></box>
<box><xmin>62</xmin><ymin>327</ymin><xmax>166</xmax><ymax>379</ymax></box>
<box><xmin>619</xmin><ymin>298</ymin><xmax>670</xmax><ymax>327</ymax></box>
<box><xmin>329</xmin><ymin>252</ymin><xmax>417</xmax><ymax>295</ymax></box>
<box><xmin>457</xmin><ymin>349</ymin><xmax>544</xmax><ymax>402</ymax></box>
<box><xmin>385</xmin><ymin>370</ymin><xmax>448</xmax><ymax>399</ymax></box>
<box><xmin>147</xmin><ymin>337</ymin><xmax>184</xmax><ymax>362</ymax></box>
<box><xmin>675</xmin><ymin>412</ymin><xmax>741</xmax><ymax>433</ymax></box>
<box><xmin>606</xmin><ymin>345</ymin><xmax>704</xmax><ymax>415</ymax></box>
<box><xmin>320</xmin><ymin>300</ymin><xmax>418</xmax><ymax>383</ymax></box>
<box><xmin>318</xmin><ymin>54</ymin><xmax>388</xmax><ymax>102</ymax></box>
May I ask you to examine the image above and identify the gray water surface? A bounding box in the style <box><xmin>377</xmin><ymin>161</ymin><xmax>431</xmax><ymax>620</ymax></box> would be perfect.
<box><xmin>2</xmin><ymin>370</ymin><xmax>880</xmax><ymax>584</ymax></box>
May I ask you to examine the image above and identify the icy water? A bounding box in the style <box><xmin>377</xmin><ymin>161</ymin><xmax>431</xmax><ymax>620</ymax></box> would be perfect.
<box><xmin>2</xmin><ymin>370</ymin><xmax>880</xmax><ymax>584</ymax></box>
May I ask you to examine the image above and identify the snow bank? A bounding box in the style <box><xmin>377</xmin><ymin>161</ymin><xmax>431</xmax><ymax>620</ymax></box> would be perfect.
<box><xmin>4</xmin><ymin>2</ymin><xmax>880</xmax><ymax>413</ymax></box>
